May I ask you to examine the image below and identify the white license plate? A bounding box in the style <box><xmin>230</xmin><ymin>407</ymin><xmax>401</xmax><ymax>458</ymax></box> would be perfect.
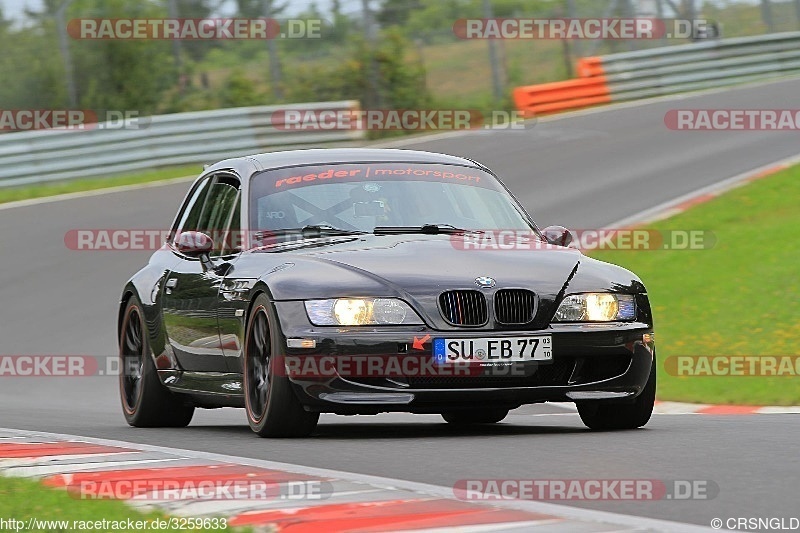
<box><xmin>433</xmin><ymin>336</ymin><xmax>552</xmax><ymax>364</ymax></box>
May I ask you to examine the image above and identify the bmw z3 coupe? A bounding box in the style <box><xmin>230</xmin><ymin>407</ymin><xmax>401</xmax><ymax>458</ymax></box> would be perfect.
<box><xmin>118</xmin><ymin>148</ymin><xmax>656</xmax><ymax>437</ymax></box>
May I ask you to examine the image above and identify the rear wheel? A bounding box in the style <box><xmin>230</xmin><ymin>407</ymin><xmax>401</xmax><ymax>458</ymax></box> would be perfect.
<box><xmin>119</xmin><ymin>295</ymin><xmax>194</xmax><ymax>428</ymax></box>
<box><xmin>244</xmin><ymin>294</ymin><xmax>319</xmax><ymax>437</ymax></box>
<box><xmin>442</xmin><ymin>408</ymin><xmax>509</xmax><ymax>425</ymax></box>
<box><xmin>577</xmin><ymin>358</ymin><xmax>656</xmax><ymax>430</ymax></box>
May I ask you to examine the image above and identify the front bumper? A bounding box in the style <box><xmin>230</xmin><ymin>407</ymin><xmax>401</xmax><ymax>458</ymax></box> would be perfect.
<box><xmin>274</xmin><ymin>307</ymin><xmax>655</xmax><ymax>414</ymax></box>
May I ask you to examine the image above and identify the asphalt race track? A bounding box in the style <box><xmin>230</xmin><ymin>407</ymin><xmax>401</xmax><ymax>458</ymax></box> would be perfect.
<box><xmin>2</xmin><ymin>78</ymin><xmax>800</xmax><ymax>528</ymax></box>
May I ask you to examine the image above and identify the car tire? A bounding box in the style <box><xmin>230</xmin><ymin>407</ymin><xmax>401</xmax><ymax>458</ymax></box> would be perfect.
<box><xmin>119</xmin><ymin>295</ymin><xmax>195</xmax><ymax>428</ymax></box>
<box><xmin>442</xmin><ymin>408</ymin><xmax>509</xmax><ymax>424</ymax></box>
<box><xmin>244</xmin><ymin>294</ymin><xmax>319</xmax><ymax>438</ymax></box>
<box><xmin>577</xmin><ymin>355</ymin><xmax>656</xmax><ymax>431</ymax></box>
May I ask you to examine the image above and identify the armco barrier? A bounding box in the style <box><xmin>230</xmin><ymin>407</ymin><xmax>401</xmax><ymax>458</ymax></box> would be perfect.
<box><xmin>0</xmin><ymin>101</ymin><xmax>363</xmax><ymax>188</ymax></box>
<box><xmin>513</xmin><ymin>77</ymin><xmax>610</xmax><ymax>116</ymax></box>
<box><xmin>515</xmin><ymin>31</ymin><xmax>800</xmax><ymax>116</ymax></box>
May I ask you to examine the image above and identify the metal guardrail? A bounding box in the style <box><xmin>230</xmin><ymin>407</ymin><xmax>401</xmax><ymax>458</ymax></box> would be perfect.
<box><xmin>515</xmin><ymin>32</ymin><xmax>800</xmax><ymax>116</ymax></box>
<box><xmin>0</xmin><ymin>100</ymin><xmax>364</xmax><ymax>188</ymax></box>
<box><xmin>594</xmin><ymin>31</ymin><xmax>800</xmax><ymax>101</ymax></box>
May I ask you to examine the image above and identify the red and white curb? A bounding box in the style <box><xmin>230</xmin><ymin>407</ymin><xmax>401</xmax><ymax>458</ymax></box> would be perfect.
<box><xmin>551</xmin><ymin>401</ymin><xmax>800</xmax><ymax>416</ymax></box>
<box><xmin>653</xmin><ymin>401</ymin><xmax>800</xmax><ymax>415</ymax></box>
<box><xmin>606</xmin><ymin>152</ymin><xmax>800</xmax><ymax>230</ymax></box>
<box><xmin>0</xmin><ymin>427</ymin><xmax>718</xmax><ymax>532</ymax></box>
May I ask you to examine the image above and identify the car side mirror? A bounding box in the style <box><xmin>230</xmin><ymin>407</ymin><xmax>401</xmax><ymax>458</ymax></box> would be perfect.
<box><xmin>541</xmin><ymin>225</ymin><xmax>575</xmax><ymax>247</ymax></box>
<box><xmin>176</xmin><ymin>231</ymin><xmax>214</xmax><ymax>258</ymax></box>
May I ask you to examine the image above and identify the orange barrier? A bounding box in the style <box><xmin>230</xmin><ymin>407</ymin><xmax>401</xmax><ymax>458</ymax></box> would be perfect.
<box><xmin>576</xmin><ymin>56</ymin><xmax>606</xmax><ymax>78</ymax></box>
<box><xmin>512</xmin><ymin>75</ymin><xmax>611</xmax><ymax>116</ymax></box>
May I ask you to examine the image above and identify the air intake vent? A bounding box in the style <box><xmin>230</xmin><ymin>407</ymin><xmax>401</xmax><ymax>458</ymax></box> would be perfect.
<box><xmin>494</xmin><ymin>289</ymin><xmax>537</xmax><ymax>325</ymax></box>
<box><xmin>439</xmin><ymin>290</ymin><xmax>487</xmax><ymax>326</ymax></box>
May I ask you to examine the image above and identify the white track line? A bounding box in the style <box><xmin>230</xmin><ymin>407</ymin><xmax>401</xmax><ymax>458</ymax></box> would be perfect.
<box><xmin>2</xmin><ymin>457</ymin><xmax>187</xmax><ymax>477</ymax></box>
<box><xmin>1</xmin><ymin>427</ymin><xmax>720</xmax><ymax>532</ymax></box>
<box><xmin>605</xmin><ymin>152</ymin><xmax>800</xmax><ymax>229</ymax></box>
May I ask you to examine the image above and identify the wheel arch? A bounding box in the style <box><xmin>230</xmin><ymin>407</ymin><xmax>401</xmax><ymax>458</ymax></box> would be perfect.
<box><xmin>117</xmin><ymin>284</ymin><xmax>174</xmax><ymax>374</ymax></box>
<box><xmin>117</xmin><ymin>287</ymin><xmax>136</xmax><ymax>345</ymax></box>
<box><xmin>245</xmin><ymin>281</ymin><xmax>279</xmax><ymax>325</ymax></box>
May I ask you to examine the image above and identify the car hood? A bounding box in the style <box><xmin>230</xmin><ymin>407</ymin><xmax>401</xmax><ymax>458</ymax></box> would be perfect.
<box><xmin>242</xmin><ymin>234</ymin><xmax>645</xmax><ymax>329</ymax></box>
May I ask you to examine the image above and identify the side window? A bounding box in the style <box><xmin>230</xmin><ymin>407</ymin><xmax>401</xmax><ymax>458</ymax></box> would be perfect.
<box><xmin>222</xmin><ymin>199</ymin><xmax>242</xmax><ymax>255</ymax></box>
<box><xmin>197</xmin><ymin>174</ymin><xmax>241</xmax><ymax>256</ymax></box>
<box><xmin>173</xmin><ymin>177</ymin><xmax>212</xmax><ymax>239</ymax></box>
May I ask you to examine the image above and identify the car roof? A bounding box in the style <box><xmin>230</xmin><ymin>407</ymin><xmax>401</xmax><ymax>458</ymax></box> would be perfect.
<box><xmin>206</xmin><ymin>148</ymin><xmax>489</xmax><ymax>176</ymax></box>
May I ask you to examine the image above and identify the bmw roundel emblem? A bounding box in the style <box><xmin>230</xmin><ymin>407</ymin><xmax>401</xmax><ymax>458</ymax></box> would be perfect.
<box><xmin>475</xmin><ymin>276</ymin><xmax>496</xmax><ymax>289</ymax></box>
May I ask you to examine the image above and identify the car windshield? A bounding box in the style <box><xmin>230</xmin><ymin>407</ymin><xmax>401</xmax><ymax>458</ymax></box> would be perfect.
<box><xmin>249</xmin><ymin>162</ymin><xmax>534</xmax><ymax>237</ymax></box>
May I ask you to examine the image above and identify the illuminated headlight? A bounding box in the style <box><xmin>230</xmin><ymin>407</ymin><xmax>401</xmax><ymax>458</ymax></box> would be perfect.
<box><xmin>304</xmin><ymin>298</ymin><xmax>424</xmax><ymax>326</ymax></box>
<box><xmin>554</xmin><ymin>293</ymin><xmax>636</xmax><ymax>322</ymax></box>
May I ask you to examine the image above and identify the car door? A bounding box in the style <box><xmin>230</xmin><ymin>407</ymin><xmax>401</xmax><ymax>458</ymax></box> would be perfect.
<box><xmin>162</xmin><ymin>172</ymin><xmax>241</xmax><ymax>372</ymax></box>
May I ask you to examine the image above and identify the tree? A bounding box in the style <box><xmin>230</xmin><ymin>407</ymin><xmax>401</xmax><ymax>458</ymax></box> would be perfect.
<box><xmin>760</xmin><ymin>0</ymin><xmax>774</xmax><ymax>32</ymax></box>
<box><xmin>329</xmin><ymin>0</ymin><xmax>352</xmax><ymax>43</ymax></box>
<box><xmin>69</xmin><ymin>0</ymin><xmax>174</xmax><ymax>114</ymax></box>
<box><xmin>0</xmin><ymin>7</ymin><xmax>9</xmax><ymax>33</ymax></box>
<box><xmin>377</xmin><ymin>0</ymin><xmax>423</xmax><ymax>27</ymax></box>
<box><xmin>24</xmin><ymin>0</ymin><xmax>78</xmax><ymax>106</ymax></box>
<box><xmin>234</xmin><ymin>0</ymin><xmax>262</xmax><ymax>17</ymax></box>
<box><xmin>220</xmin><ymin>69</ymin><xmax>264</xmax><ymax>106</ymax></box>
<box><xmin>284</xmin><ymin>27</ymin><xmax>431</xmax><ymax>131</ymax></box>
<box><xmin>235</xmin><ymin>0</ymin><xmax>286</xmax><ymax>99</ymax></box>
<box><xmin>0</xmin><ymin>22</ymin><xmax>67</xmax><ymax>109</ymax></box>
<box><xmin>168</xmin><ymin>0</ymin><xmax>219</xmax><ymax>62</ymax></box>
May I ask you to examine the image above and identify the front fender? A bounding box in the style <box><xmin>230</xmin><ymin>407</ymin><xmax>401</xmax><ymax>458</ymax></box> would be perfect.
<box><xmin>118</xmin><ymin>249</ymin><xmax>181</xmax><ymax>371</ymax></box>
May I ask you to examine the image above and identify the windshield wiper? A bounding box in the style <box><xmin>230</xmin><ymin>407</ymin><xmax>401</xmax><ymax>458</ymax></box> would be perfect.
<box><xmin>255</xmin><ymin>225</ymin><xmax>367</xmax><ymax>240</ymax></box>
<box><xmin>372</xmin><ymin>224</ymin><xmax>471</xmax><ymax>235</ymax></box>
<box><xmin>299</xmin><ymin>224</ymin><xmax>367</xmax><ymax>236</ymax></box>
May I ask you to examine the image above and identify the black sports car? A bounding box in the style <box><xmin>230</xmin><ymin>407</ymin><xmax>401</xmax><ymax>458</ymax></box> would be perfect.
<box><xmin>118</xmin><ymin>148</ymin><xmax>656</xmax><ymax>437</ymax></box>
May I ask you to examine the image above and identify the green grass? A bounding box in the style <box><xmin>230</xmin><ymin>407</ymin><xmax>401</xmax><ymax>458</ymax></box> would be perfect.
<box><xmin>0</xmin><ymin>165</ymin><xmax>200</xmax><ymax>205</ymax></box>
<box><xmin>0</xmin><ymin>476</ymin><xmax>248</xmax><ymax>532</ymax></box>
<box><xmin>590</xmin><ymin>165</ymin><xmax>800</xmax><ymax>405</ymax></box>
<box><xmin>419</xmin><ymin>39</ymin><xmax>570</xmax><ymax>106</ymax></box>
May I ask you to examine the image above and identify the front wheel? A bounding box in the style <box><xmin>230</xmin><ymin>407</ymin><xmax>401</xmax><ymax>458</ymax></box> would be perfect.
<box><xmin>577</xmin><ymin>357</ymin><xmax>656</xmax><ymax>431</ymax></box>
<box><xmin>442</xmin><ymin>408</ymin><xmax>509</xmax><ymax>425</ymax></box>
<box><xmin>119</xmin><ymin>295</ymin><xmax>194</xmax><ymax>428</ymax></box>
<box><xmin>244</xmin><ymin>294</ymin><xmax>319</xmax><ymax>437</ymax></box>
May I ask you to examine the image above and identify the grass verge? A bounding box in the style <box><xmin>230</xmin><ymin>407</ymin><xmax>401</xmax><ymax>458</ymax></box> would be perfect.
<box><xmin>0</xmin><ymin>476</ymin><xmax>248</xmax><ymax>532</ymax></box>
<box><xmin>591</xmin><ymin>164</ymin><xmax>800</xmax><ymax>405</ymax></box>
<box><xmin>0</xmin><ymin>165</ymin><xmax>199</xmax><ymax>205</ymax></box>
